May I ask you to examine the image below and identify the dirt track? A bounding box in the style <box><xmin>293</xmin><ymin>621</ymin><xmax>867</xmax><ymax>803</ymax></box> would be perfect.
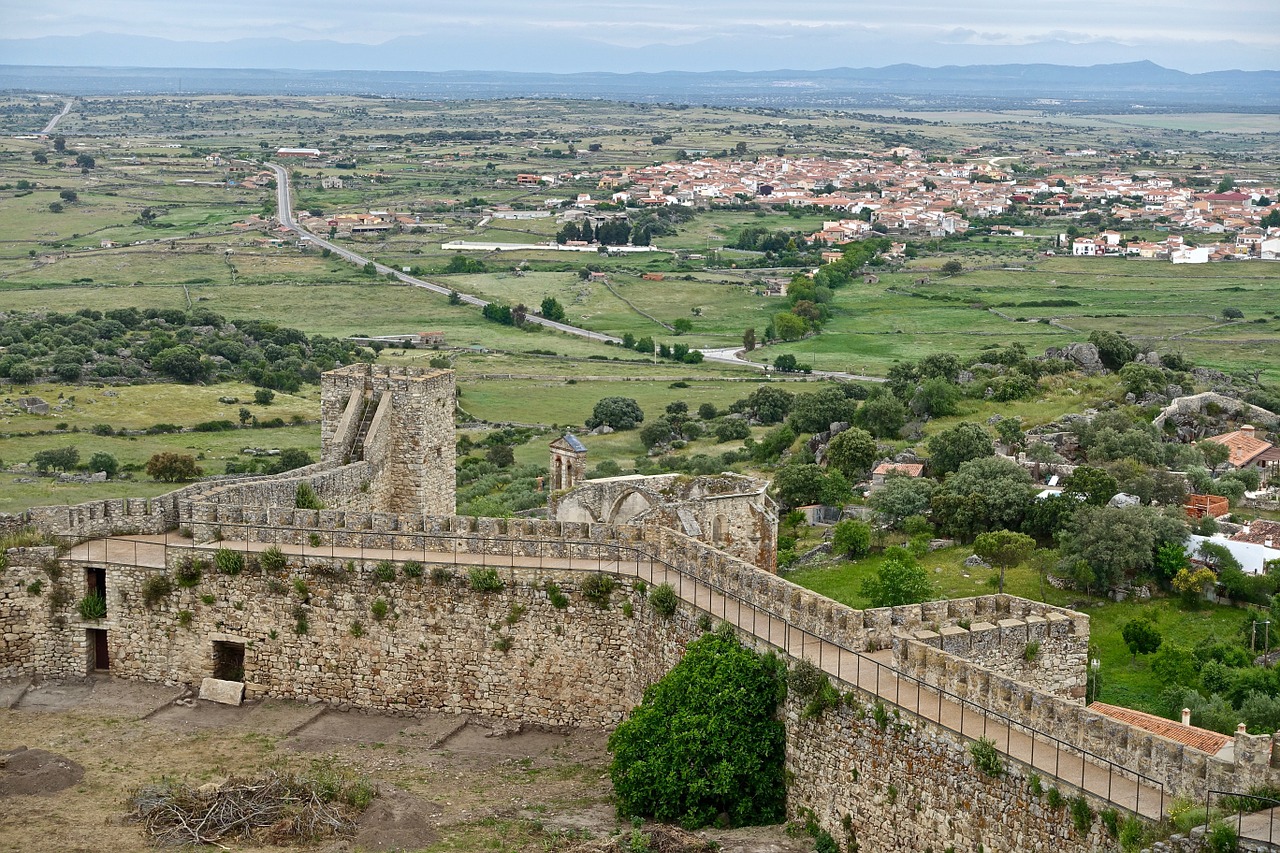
<box><xmin>0</xmin><ymin>676</ymin><xmax>808</xmax><ymax>853</ymax></box>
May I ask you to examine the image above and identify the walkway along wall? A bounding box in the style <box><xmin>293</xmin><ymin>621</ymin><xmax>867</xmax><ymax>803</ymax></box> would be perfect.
<box><xmin>893</xmin><ymin>635</ymin><xmax>1277</xmax><ymax>801</ymax></box>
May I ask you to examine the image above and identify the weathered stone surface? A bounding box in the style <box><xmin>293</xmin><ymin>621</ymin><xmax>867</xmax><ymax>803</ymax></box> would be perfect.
<box><xmin>1043</xmin><ymin>342</ymin><xmax>1105</xmax><ymax>373</ymax></box>
<box><xmin>199</xmin><ymin>678</ymin><xmax>245</xmax><ymax>706</ymax></box>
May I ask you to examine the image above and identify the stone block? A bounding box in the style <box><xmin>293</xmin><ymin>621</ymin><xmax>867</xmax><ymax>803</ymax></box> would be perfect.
<box><xmin>199</xmin><ymin>677</ymin><xmax>245</xmax><ymax>706</ymax></box>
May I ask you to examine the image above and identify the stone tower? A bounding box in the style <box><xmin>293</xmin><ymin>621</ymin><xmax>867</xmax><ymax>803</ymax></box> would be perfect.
<box><xmin>321</xmin><ymin>364</ymin><xmax>456</xmax><ymax>516</ymax></box>
<box><xmin>548</xmin><ymin>434</ymin><xmax>587</xmax><ymax>491</ymax></box>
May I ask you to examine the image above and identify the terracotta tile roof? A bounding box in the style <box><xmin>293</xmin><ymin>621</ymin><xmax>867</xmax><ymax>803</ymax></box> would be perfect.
<box><xmin>1091</xmin><ymin>702</ymin><xmax>1233</xmax><ymax>754</ymax></box>
<box><xmin>874</xmin><ymin>462</ymin><xmax>924</xmax><ymax>477</ymax></box>
<box><xmin>1207</xmin><ymin>429</ymin><xmax>1273</xmax><ymax>468</ymax></box>
<box><xmin>1233</xmin><ymin>520</ymin><xmax>1280</xmax><ymax>546</ymax></box>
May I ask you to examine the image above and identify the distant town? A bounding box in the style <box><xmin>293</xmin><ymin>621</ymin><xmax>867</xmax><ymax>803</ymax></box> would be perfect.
<box><xmin>277</xmin><ymin>145</ymin><xmax>1280</xmax><ymax>263</ymax></box>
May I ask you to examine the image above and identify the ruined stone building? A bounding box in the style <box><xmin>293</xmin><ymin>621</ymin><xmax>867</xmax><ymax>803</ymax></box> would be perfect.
<box><xmin>550</xmin><ymin>467</ymin><xmax>779</xmax><ymax>573</ymax></box>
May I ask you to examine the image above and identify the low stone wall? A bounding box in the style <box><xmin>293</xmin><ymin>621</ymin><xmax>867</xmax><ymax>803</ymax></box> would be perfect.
<box><xmin>904</xmin><ymin>611</ymin><xmax>1088</xmax><ymax>699</ymax></box>
<box><xmin>16</xmin><ymin>462</ymin><xmax>374</xmax><ymax>545</ymax></box>
<box><xmin>180</xmin><ymin>461</ymin><xmax>374</xmax><ymax>534</ymax></box>
<box><xmin>787</xmin><ymin>691</ymin><xmax>1116</xmax><ymax>853</ymax></box>
<box><xmin>893</xmin><ymin>637</ymin><xmax>1277</xmax><ymax>800</ymax></box>
<box><xmin>646</xmin><ymin>524</ymin><xmax>1088</xmax><ymax>654</ymax></box>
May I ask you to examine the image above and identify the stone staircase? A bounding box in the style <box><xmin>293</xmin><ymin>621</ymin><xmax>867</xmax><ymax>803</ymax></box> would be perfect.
<box><xmin>346</xmin><ymin>392</ymin><xmax>381</xmax><ymax>462</ymax></box>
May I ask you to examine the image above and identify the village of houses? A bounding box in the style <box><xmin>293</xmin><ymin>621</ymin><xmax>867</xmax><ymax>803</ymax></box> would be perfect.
<box><xmin>266</xmin><ymin>145</ymin><xmax>1280</xmax><ymax>263</ymax></box>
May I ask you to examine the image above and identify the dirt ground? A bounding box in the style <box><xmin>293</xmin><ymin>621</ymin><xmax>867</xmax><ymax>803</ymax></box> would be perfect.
<box><xmin>0</xmin><ymin>676</ymin><xmax>811</xmax><ymax>853</ymax></box>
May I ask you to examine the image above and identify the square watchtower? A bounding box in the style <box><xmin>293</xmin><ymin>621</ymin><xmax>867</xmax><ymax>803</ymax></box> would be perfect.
<box><xmin>321</xmin><ymin>364</ymin><xmax>456</xmax><ymax>516</ymax></box>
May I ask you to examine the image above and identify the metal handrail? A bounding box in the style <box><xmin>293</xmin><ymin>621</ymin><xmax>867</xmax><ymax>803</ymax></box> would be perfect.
<box><xmin>63</xmin><ymin>527</ymin><xmax>1165</xmax><ymax>817</ymax></box>
<box><xmin>1207</xmin><ymin>790</ymin><xmax>1280</xmax><ymax>851</ymax></box>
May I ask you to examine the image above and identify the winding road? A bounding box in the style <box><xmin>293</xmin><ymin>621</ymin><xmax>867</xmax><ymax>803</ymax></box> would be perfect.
<box><xmin>267</xmin><ymin>162</ymin><xmax>621</xmax><ymax>343</ymax></box>
<box><xmin>268</xmin><ymin>161</ymin><xmax>881</xmax><ymax>381</ymax></box>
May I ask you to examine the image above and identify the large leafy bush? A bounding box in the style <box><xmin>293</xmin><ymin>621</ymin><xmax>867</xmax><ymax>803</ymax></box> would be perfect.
<box><xmin>608</xmin><ymin>625</ymin><xmax>787</xmax><ymax>828</ymax></box>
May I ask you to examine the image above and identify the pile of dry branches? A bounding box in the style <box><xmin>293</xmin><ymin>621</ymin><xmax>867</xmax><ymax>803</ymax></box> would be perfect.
<box><xmin>568</xmin><ymin>824</ymin><xmax>719</xmax><ymax>853</ymax></box>
<box><xmin>125</xmin><ymin>768</ymin><xmax>373</xmax><ymax>848</ymax></box>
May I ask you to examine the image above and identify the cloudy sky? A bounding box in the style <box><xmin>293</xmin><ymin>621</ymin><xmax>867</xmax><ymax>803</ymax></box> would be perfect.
<box><xmin>3</xmin><ymin>0</ymin><xmax>1277</xmax><ymax>72</ymax></box>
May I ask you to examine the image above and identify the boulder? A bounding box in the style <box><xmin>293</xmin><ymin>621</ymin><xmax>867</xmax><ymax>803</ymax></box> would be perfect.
<box><xmin>1047</xmin><ymin>342</ymin><xmax>1106</xmax><ymax>374</ymax></box>
<box><xmin>1107</xmin><ymin>493</ymin><xmax>1141</xmax><ymax>509</ymax></box>
<box><xmin>963</xmin><ymin>555</ymin><xmax>991</xmax><ymax>569</ymax></box>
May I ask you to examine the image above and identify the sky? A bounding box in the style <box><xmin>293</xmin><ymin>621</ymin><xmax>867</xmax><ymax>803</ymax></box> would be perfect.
<box><xmin>2</xmin><ymin>0</ymin><xmax>1278</xmax><ymax>72</ymax></box>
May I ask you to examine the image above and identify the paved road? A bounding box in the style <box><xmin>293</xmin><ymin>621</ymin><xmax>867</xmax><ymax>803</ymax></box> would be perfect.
<box><xmin>266</xmin><ymin>162</ymin><xmax>621</xmax><ymax>344</ymax></box>
<box><xmin>41</xmin><ymin>99</ymin><xmax>73</xmax><ymax>135</ymax></box>
<box><xmin>267</xmin><ymin>161</ymin><xmax>886</xmax><ymax>382</ymax></box>
<box><xmin>71</xmin><ymin>532</ymin><xmax>1164</xmax><ymax>819</ymax></box>
<box><xmin>700</xmin><ymin>346</ymin><xmax>886</xmax><ymax>382</ymax></box>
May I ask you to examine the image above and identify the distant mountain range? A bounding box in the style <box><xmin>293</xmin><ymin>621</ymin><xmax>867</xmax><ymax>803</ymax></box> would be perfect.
<box><xmin>1</xmin><ymin>60</ymin><xmax>1276</xmax><ymax>111</ymax></box>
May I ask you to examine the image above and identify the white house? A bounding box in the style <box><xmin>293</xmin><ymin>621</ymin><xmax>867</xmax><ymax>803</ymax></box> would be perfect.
<box><xmin>1187</xmin><ymin>534</ymin><xmax>1280</xmax><ymax>575</ymax></box>
<box><xmin>1171</xmin><ymin>246</ymin><xmax>1211</xmax><ymax>264</ymax></box>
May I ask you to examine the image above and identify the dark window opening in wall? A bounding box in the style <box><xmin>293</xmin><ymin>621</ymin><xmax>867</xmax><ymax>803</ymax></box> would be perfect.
<box><xmin>87</xmin><ymin>566</ymin><xmax>106</xmax><ymax>597</ymax></box>
<box><xmin>212</xmin><ymin>641</ymin><xmax>245</xmax><ymax>682</ymax></box>
<box><xmin>88</xmin><ymin>629</ymin><xmax>110</xmax><ymax>671</ymax></box>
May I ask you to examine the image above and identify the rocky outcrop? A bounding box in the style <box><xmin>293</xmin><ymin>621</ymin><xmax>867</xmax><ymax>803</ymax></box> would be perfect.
<box><xmin>1042</xmin><ymin>342</ymin><xmax>1105</xmax><ymax>374</ymax></box>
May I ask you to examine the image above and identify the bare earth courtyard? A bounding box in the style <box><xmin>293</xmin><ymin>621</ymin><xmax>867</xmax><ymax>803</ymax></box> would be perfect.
<box><xmin>0</xmin><ymin>676</ymin><xmax>808</xmax><ymax>853</ymax></box>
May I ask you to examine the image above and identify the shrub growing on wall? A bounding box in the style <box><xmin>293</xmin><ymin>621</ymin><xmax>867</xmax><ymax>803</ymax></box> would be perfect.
<box><xmin>608</xmin><ymin>624</ymin><xmax>787</xmax><ymax>828</ymax></box>
<box><xmin>213</xmin><ymin>549</ymin><xmax>244</xmax><ymax>576</ymax></box>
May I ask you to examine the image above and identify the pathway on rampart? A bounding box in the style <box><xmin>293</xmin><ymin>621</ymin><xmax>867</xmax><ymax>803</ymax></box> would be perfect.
<box><xmin>71</xmin><ymin>533</ymin><xmax>1164</xmax><ymax>820</ymax></box>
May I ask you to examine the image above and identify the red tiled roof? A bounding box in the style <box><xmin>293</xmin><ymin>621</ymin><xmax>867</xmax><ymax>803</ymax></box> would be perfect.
<box><xmin>874</xmin><ymin>462</ymin><xmax>924</xmax><ymax>477</ymax></box>
<box><xmin>1233</xmin><ymin>520</ymin><xmax>1280</xmax><ymax>546</ymax></box>
<box><xmin>1091</xmin><ymin>702</ymin><xmax>1233</xmax><ymax>754</ymax></box>
<box><xmin>1207</xmin><ymin>429</ymin><xmax>1273</xmax><ymax>468</ymax></box>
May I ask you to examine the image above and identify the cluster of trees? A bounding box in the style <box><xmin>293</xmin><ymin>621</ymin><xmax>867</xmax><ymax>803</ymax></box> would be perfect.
<box><xmin>1116</xmin><ymin>583</ymin><xmax>1280</xmax><ymax>735</ymax></box>
<box><xmin>480</xmin><ymin>302</ymin><xmax>528</xmax><ymax>327</ymax></box>
<box><xmin>0</xmin><ymin>308</ymin><xmax>370</xmax><ymax>393</ymax></box>
<box><xmin>732</xmin><ymin>227</ymin><xmax>809</xmax><ymax>253</ymax></box>
<box><xmin>617</xmin><ymin>332</ymin><xmax>705</xmax><ymax>365</ymax></box>
<box><xmin>452</xmin><ymin>426</ymin><xmax>548</xmax><ymax>516</ymax></box>
<box><xmin>760</xmin><ymin>238</ymin><xmax>892</xmax><ymax>344</ymax></box>
<box><xmin>555</xmin><ymin>218</ymin><xmax>640</xmax><ymax>246</ymax></box>
<box><xmin>30</xmin><ymin>446</ymin><xmax>120</xmax><ymax>480</ymax></box>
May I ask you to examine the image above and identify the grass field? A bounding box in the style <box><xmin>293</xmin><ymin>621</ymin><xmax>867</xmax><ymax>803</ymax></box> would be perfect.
<box><xmin>458</xmin><ymin>377</ymin><xmax>770</xmax><ymax>427</ymax></box>
<box><xmin>0</xmin><ymin>381</ymin><xmax>318</xmax><ymax>434</ymax></box>
<box><xmin>0</xmin><ymin>424</ymin><xmax>319</xmax><ymax>513</ymax></box>
<box><xmin>752</xmin><ymin>256</ymin><xmax>1280</xmax><ymax>381</ymax></box>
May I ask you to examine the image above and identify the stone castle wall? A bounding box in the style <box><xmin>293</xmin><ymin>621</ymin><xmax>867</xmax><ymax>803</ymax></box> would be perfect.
<box><xmin>893</xmin><ymin>637</ymin><xmax>1277</xmax><ymax>800</ymax></box>
<box><xmin>0</xmin><ymin>542</ymin><xmax>1119</xmax><ymax>853</ymax></box>
<box><xmin>15</xmin><ymin>461</ymin><xmax>375</xmax><ymax>544</ymax></box>
<box><xmin>900</xmin><ymin>611</ymin><xmax>1088</xmax><ymax>699</ymax></box>
<box><xmin>1</xmin><ymin>547</ymin><xmax>89</xmax><ymax>678</ymax></box>
<box><xmin>786</xmin><ymin>692</ymin><xmax>1115</xmax><ymax>853</ymax></box>
<box><xmin>2</xmin><ymin>547</ymin><xmax>699</xmax><ymax>725</ymax></box>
